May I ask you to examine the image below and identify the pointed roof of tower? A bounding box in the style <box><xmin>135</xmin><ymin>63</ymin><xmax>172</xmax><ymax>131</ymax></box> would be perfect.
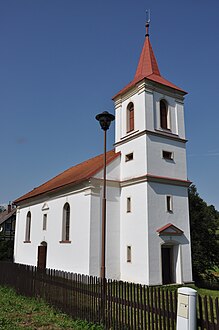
<box><xmin>134</xmin><ymin>33</ymin><xmax>160</xmax><ymax>78</ymax></box>
<box><xmin>112</xmin><ymin>23</ymin><xmax>186</xmax><ymax>99</ymax></box>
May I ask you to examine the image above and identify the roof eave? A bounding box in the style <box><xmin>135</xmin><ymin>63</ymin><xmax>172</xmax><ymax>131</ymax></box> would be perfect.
<box><xmin>14</xmin><ymin>151</ymin><xmax>121</xmax><ymax>205</ymax></box>
<box><xmin>112</xmin><ymin>76</ymin><xmax>187</xmax><ymax>101</ymax></box>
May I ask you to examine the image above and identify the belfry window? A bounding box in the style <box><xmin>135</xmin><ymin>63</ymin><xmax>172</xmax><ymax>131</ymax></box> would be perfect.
<box><xmin>127</xmin><ymin>102</ymin><xmax>134</xmax><ymax>132</ymax></box>
<box><xmin>62</xmin><ymin>203</ymin><xmax>70</xmax><ymax>241</ymax></box>
<box><xmin>25</xmin><ymin>211</ymin><xmax>31</xmax><ymax>242</ymax></box>
<box><xmin>160</xmin><ymin>100</ymin><xmax>169</xmax><ymax>130</ymax></box>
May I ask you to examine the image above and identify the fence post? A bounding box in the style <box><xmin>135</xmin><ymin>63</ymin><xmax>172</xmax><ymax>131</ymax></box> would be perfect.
<box><xmin>176</xmin><ymin>287</ymin><xmax>197</xmax><ymax>330</ymax></box>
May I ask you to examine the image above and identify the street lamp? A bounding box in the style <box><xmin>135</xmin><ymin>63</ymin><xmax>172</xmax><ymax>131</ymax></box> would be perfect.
<box><xmin>95</xmin><ymin>111</ymin><xmax>115</xmax><ymax>280</ymax></box>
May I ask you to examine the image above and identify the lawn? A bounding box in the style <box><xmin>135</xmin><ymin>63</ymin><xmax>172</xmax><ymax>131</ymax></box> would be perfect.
<box><xmin>0</xmin><ymin>286</ymin><xmax>103</xmax><ymax>330</ymax></box>
<box><xmin>162</xmin><ymin>283</ymin><xmax>219</xmax><ymax>298</ymax></box>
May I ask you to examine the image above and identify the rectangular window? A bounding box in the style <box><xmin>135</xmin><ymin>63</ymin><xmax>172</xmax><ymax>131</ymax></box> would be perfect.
<box><xmin>163</xmin><ymin>150</ymin><xmax>173</xmax><ymax>160</ymax></box>
<box><xmin>125</xmin><ymin>153</ymin><xmax>133</xmax><ymax>162</ymax></box>
<box><xmin>43</xmin><ymin>214</ymin><xmax>47</xmax><ymax>230</ymax></box>
<box><xmin>5</xmin><ymin>223</ymin><xmax>11</xmax><ymax>231</ymax></box>
<box><xmin>127</xmin><ymin>197</ymin><xmax>131</xmax><ymax>213</ymax></box>
<box><xmin>127</xmin><ymin>246</ymin><xmax>132</xmax><ymax>263</ymax></box>
<box><xmin>166</xmin><ymin>196</ymin><xmax>173</xmax><ymax>212</ymax></box>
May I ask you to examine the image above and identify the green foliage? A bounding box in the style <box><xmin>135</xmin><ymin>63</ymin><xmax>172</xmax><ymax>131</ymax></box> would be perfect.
<box><xmin>0</xmin><ymin>286</ymin><xmax>103</xmax><ymax>329</ymax></box>
<box><xmin>0</xmin><ymin>241</ymin><xmax>14</xmax><ymax>261</ymax></box>
<box><xmin>189</xmin><ymin>185</ymin><xmax>219</xmax><ymax>282</ymax></box>
<box><xmin>0</xmin><ymin>205</ymin><xmax>6</xmax><ymax>213</ymax></box>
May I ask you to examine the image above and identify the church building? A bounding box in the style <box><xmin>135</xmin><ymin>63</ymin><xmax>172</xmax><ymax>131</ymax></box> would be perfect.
<box><xmin>14</xmin><ymin>23</ymin><xmax>193</xmax><ymax>286</ymax></box>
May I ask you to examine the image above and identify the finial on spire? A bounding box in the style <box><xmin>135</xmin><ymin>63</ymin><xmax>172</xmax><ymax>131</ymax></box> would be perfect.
<box><xmin>145</xmin><ymin>9</ymin><xmax>150</xmax><ymax>37</ymax></box>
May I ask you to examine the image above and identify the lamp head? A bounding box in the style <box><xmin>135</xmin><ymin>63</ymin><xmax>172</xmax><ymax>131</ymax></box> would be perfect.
<box><xmin>95</xmin><ymin>111</ymin><xmax>115</xmax><ymax>131</ymax></box>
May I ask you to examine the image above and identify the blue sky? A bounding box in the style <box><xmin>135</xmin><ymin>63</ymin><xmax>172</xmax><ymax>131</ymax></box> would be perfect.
<box><xmin>1</xmin><ymin>0</ymin><xmax>219</xmax><ymax>210</ymax></box>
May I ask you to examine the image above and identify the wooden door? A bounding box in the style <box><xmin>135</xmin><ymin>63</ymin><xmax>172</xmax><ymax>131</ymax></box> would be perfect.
<box><xmin>161</xmin><ymin>246</ymin><xmax>173</xmax><ymax>284</ymax></box>
<box><xmin>37</xmin><ymin>245</ymin><xmax>47</xmax><ymax>269</ymax></box>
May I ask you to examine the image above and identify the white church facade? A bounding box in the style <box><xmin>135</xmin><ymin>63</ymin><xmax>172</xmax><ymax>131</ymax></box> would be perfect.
<box><xmin>14</xmin><ymin>24</ymin><xmax>193</xmax><ymax>286</ymax></box>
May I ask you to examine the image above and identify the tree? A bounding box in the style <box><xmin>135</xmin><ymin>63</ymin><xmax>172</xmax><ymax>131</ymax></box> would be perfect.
<box><xmin>189</xmin><ymin>185</ymin><xmax>219</xmax><ymax>282</ymax></box>
<box><xmin>0</xmin><ymin>240</ymin><xmax>14</xmax><ymax>261</ymax></box>
<box><xmin>0</xmin><ymin>205</ymin><xmax>5</xmax><ymax>213</ymax></box>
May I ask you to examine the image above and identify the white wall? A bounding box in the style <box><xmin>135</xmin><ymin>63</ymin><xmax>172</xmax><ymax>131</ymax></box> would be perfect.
<box><xmin>89</xmin><ymin>184</ymin><xmax>121</xmax><ymax>280</ymax></box>
<box><xmin>105</xmin><ymin>185</ymin><xmax>121</xmax><ymax>280</ymax></box>
<box><xmin>115</xmin><ymin>87</ymin><xmax>186</xmax><ymax>146</ymax></box>
<box><xmin>120</xmin><ymin>182</ymin><xmax>149</xmax><ymax>284</ymax></box>
<box><xmin>14</xmin><ymin>190</ymin><xmax>92</xmax><ymax>274</ymax></box>
<box><xmin>146</xmin><ymin>134</ymin><xmax>187</xmax><ymax>180</ymax></box>
<box><xmin>89</xmin><ymin>190</ymin><xmax>101</xmax><ymax>276</ymax></box>
<box><xmin>115</xmin><ymin>89</ymin><xmax>146</xmax><ymax>143</ymax></box>
<box><xmin>94</xmin><ymin>156</ymin><xmax>120</xmax><ymax>181</ymax></box>
<box><xmin>147</xmin><ymin>182</ymin><xmax>193</xmax><ymax>285</ymax></box>
<box><xmin>116</xmin><ymin>137</ymin><xmax>147</xmax><ymax>180</ymax></box>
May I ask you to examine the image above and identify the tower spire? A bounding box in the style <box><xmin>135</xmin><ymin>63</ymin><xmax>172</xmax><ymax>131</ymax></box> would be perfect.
<box><xmin>112</xmin><ymin>18</ymin><xmax>186</xmax><ymax>99</ymax></box>
<box><xmin>134</xmin><ymin>14</ymin><xmax>160</xmax><ymax>80</ymax></box>
<box><xmin>145</xmin><ymin>9</ymin><xmax>150</xmax><ymax>37</ymax></box>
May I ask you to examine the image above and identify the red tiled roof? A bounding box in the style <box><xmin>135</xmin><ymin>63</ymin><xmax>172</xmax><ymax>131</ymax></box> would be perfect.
<box><xmin>112</xmin><ymin>35</ymin><xmax>186</xmax><ymax>99</ymax></box>
<box><xmin>14</xmin><ymin>150</ymin><xmax>120</xmax><ymax>204</ymax></box>
<box><xmin>134</xmin><ymin>36</ymin><xmax>160</xmax><ymax>78</ymax></box>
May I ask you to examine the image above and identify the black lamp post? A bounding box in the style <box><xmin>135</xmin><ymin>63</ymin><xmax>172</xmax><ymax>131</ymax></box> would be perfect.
<box><xmin>95</xmin><ymin>111</ymin><xmax>115</xmax><ymax>280</ymax></box>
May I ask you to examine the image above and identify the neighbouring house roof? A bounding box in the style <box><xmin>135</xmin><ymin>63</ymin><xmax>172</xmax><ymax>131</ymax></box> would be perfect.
<box><xmin>0</xmin><ymin>209</ymin><xmax>16</xmax><ymax>226</ymax></box>
<box><xmin>157</xmin><ymin>223</ymin><xmax>184</xmax><ymax>236</ymax></box>
<box><xmin>14</xmin><ymin>150</ymin><xmax>120</xmax><ymax>204</ymax></box>
<box><xmin>112</xmin><ymin>30</ymin><xmax>186</xmax><ymax>99</ymax></box>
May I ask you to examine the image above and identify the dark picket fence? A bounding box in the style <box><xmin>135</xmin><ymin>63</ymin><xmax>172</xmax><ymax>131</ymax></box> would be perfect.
<box><xmin>0</xmin><ymin>262</ymin><xmax>218</xmax><ymax>329</ymax></box>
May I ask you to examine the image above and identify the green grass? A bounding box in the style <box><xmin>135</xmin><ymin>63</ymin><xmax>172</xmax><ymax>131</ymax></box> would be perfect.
<box><xmin>161</xmin><ymin>284</ymin><xmax>219</xmax><ymax>298</ymax></box>
<box><xmin>194</xmin><ymin>286</ymin><xmax>219</xmax><ymax>298</ymax></box>
<box><xmin>0</xmin><ymin>286</ymin><xmax>103</xmax><ymax>330</ymax></box>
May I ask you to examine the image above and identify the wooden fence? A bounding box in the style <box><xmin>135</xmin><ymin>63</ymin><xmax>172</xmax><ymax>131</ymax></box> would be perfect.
<box><xmin>0</xmin><ymin>262</ymin><xmax>218</xmax><ymax>329</ymax></box>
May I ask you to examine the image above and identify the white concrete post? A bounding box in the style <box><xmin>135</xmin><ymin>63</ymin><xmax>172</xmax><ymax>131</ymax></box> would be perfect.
<box><xmin>176</xmin><ymin>287</ymin><xmax>197</xmax><ymax>330</ymax></box>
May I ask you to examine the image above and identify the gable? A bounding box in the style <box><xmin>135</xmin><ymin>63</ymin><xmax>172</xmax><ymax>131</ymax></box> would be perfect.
<box><xmin>94</xmin><ymin>155</ymin><xmax>120</xmax><ymax>180</ymax></box>
<box><xmin>157</xmin><ymin>223</ymin><xmax>184</xmax><ymax>236</ymax></box>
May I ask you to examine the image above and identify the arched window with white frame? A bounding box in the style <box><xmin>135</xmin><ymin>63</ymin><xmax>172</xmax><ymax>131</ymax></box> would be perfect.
<box><xmin>25</xmin><ymin>211</ymin><xmax>31</xmax><ymax>242</ymax></box>
<box><xmin>127</xmin><ymin>102</ymin><xmax>134</xmax><ymax>132</ymax></box>
<box><xmin>62</xmin><ymin>203</ymin><xmax>70</xmax><ymax>242</ymax></box>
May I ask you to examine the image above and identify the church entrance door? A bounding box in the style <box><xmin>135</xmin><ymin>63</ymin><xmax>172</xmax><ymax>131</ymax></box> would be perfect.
<box><xmin>161</xmin><ymin>245</ymin><xmax>173</xmax><ymax>284</ymax></box>
<box><xmin>37</xmin><ymin>242</ymin><xmax>47</xmax><ymax>269</ymax></box>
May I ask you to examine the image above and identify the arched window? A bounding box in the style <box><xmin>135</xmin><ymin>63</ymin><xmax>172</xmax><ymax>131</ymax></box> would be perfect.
<box><xmin>160</xmin><ymin>100</ymin><xmax>169</xmax><ymax>130</ymax></box>
<box><xmin>127</xmin><ymin>102</ymin><xmax>134</xmax><ymax>132</ymax></box>
<box><xmin>25</xmin><ymin>211</ymin><xmax>31</xmax><ymax>242</ymax></box>
<box><xmin>62</xmin><ymin>203</ymin><xmax>70</xmax><ymax>241</ymax></box>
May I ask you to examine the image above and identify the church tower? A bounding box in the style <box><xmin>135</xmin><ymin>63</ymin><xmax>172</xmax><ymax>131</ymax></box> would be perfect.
<box><xmin>113</xmin><ymin>22</ymin><xmax>193</xmax><ymax>285</ymax></box>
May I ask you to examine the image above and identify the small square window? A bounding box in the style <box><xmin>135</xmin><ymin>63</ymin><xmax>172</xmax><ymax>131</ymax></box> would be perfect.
<box><xmin>43</xmin><ymin>214</ymin><xmax>47</xmax><ymax>231</ymax></box>
<box><xmin>166</xmin><ymin>196</ymin><xmax>173</xmax><ymax>213</ymax></box>
<box><xmin>125</xmin><ymin>153</ymin><xmax>133</xmax><ymax>162</ymax></box>
<box><xmin>127</xmin><ymin>197</ymin><xmax>131</xmax><ymax>213</ymax></box>
<box><xmin>127</xmin><ymin>246</ymin><xmax>132</xmax><ymax>263</ymax></box>
<box><xmin>163</xmin><ymin>151</ymin><xmax>173</xmax><ymax>160</ymax></box>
